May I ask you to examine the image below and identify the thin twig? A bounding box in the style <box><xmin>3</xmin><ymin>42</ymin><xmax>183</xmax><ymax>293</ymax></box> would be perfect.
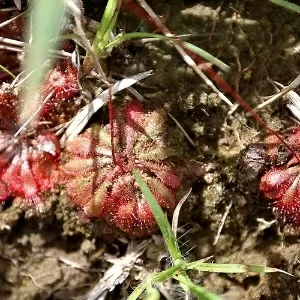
<box><xmin>172</xmin><ymin>188</ymin><xmax>192</xmax><ymax>238</ymax></box>
<box><xmin>8</xmin><ymin>257</ymin><xmax>46</xmax><ymax>290</ymax></box>
<box><xmin>246</xmin><ymin>74</ymin><xmax>300</xmax><ymax>116</ymax></box>
<box><xmin>12</xmin><ymin>91</ymin><xmax>54</xmax><ymax>140</ymax></box>
<box><xmin>213</xmin><ymin>200</ymin><xmax>233</xmax><ymax>245</ymax></box>
<box><xmin>168</xmin><ymin>113</ymin><xmax>196</xmax><ymax>147</ymax></box>
<box><xmin>0</xmin><ymin>40</ymin><xmax>82</xmax><ymax>59</ymax></box>
<box><xmin>84</xmin><ymin>240</ymin><xmax>150</xmax><ymax>300</ymax></box>
<box><xmin>59</xmin><ymin>256</ymin><xmax>100</xmax><ymax>273</ymax></box>
<box><xmin>0</xmin><ymin>8</ymin><xmax>28</xmax><ymax>29</ymax></box>
<box><xmin>136</xmin><ymin>0</ymin><xmax>233</xmax><ymax>107</ymax></box>
<box><xmin>0</xmin><ymin>7</ymin><xmax>19</xmax><ymax>12</ymax></box>
<box><xmin>61</xmin><ymin>70</ymin><xmax>153</xmax><ymax>145</ymax></box>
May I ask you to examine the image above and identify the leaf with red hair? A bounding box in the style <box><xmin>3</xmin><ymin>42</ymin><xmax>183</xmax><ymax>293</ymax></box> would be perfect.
<box><xmin>59</xmin><ymin>100</ymin><xmax>182</xmax><ymax>236</ymax></box>
<box><xmin>259</xmin><ymin>127</ymin><xmax>300</xmax><ymax>227</ymax></box>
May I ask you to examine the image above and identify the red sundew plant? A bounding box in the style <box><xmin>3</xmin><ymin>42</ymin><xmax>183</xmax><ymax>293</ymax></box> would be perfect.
<box><xmin>1</xmin><ymin>0</ymin><xmax>297</xmax><ymax>239</ymax></box>
<box><xmin>0</xmin><ymin>58</ymin><xmax>79</xmax><ymax>204</ymax></box>
<box><xmin>0</xmin><ymin>84</ymin><xmax>18</xmax><ymax>130</ymax></box>
<box><xmin>0</xmin><ymin>131</ymin><xmax>60</xmax><ymax>203</ymax></box>
<box><xmin>58</xmin><ymin>100</ymin><xmax>181</xmax><ymax>236</ymax></box>
<box><xmin>259</xmin><ymin>127</ymin><xmax>300</xmax><ymax>226</ymax></box>
<box><xmin>38</xmin><ymin>60</ymin><xmax>80</xmax><ymax>125</ymax></box>
<box><xmin>121</xmin><ymin>2</ymin><xmax>300</xmax><ymax>228</ymax></box>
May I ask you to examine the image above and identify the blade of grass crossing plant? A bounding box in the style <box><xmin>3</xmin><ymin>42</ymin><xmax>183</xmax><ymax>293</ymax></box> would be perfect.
<box><xmin>186</xmin><ymin>262</ymin><xmax>292</xmax><ymax>275</ymax></box>
<box><xmin>269</xmin><ymin>0</ymin><xmax>300</xmax><ymax>13</ymax></box>
<box><xmin>128</xmin><ymin>258</ymin><xmax>185</xmax><ymax>299</ymax></box>
<box><xmin>93</xmin><ymin>0</ymin><xmax>120</xmax><ymax>56</ymax></box>
<box><xmin>0</xmin><ymin>64</ymin><xmax>16</xmax><ymax>79</ymax></box>
<box><xmin>127</xmin><ymin>278</ymin><xmax>149</xmax><ymax>300</ymax></box>
<box><xmin>151</xmin><ymin>262</ymin><xmax>185</xmax><ymax>282</ymax></box>
<box><xmin>106</xmin><ymin>32</ymin><xmax>230</xmax><ymax>72</ymax></box>
<box><xmin>174</xmin><ymin>275</ymin><xmax>221</xmax><ymax>300</ymax></box>
<box><xmin>145</xmin><ymin>282</ymin><xmax>160</xmax><ymax>300</ymax></box>
<box><xmin>20</xmin><ymin>0</ymin><xmax>66</xmax><ymax>125</ymax></box>
<box><xmin>133</xmin><ymin>169</ymin><xmax>181</xmax><ymax>261</ymax></box>
<box><xmin>98</xmin><ymin>12</ymin><xmax>119</xmax><ymax>55</ymax></box>
<box><xmin>181</xmin><ymin>40</ymin><xmax>230</xmax><ymax>73</ymax></box>
<box><xmin>61</xmin><ymin>70</ymin><xmax>153</xmax><ymax>145</ymax></box>
<box><xmin>14</xmin><ymin>0</ymin><xmax>21</xmax><ymax>10</ymax></box>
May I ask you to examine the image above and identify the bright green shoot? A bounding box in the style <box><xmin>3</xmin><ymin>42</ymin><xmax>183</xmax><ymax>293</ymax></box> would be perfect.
<box><xmin>133</xmin><ymin>169</ymin><xmax>181</xmax><ymax>262</ymax></box>
<box><xmin>269</xmin><ymin>0</ymin><xmax>300</xmax><ymax>13</ymax></box>
<box><xmin>20</xmin><ymin>0</ymin><xmax>66</xmax><ymax>124</ymax></box>
<box><xmin>105</xmin><ymin>31</ymin><xmax>230</xmax><ymax>72</ymax></box>
<box><xmin>132</xmin><ymin>169</ymin><xmax>291</xmax><ymax>299</ymax></box>
<box><xmin>92</xmin><ymin>0</ymin><xmax>121</xmax><ymax>57</ymax></box>
<box><xmin>92</xmin><ymin>1</ymin><xmax>230</xmax><ymax>72</ymax></box>
<box><xmin>0</xmin><ymin>64</ymin><xmax>15</xmax><ymax>79</ymax></box>
<box><xmin>133</xmin><ymin>169</ymin><xmax>220</xmax><ymax>299</ymax></box>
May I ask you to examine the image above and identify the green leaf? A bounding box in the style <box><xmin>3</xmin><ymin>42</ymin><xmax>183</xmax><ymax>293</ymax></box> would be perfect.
<box><xmin>127</xmin><ymin>279</ymin><xmax>148</xmax><ymax>300</ymax></box>
<box><xmin>187</xmin><ymin>261</ymin><xmax>292</xmax><ymax>275</ymax></box>
<box><xmin>145</xmin><ymin>282</ymin><xmax>160</xmax><ymax>300</ymax></box>
<box><xmin>152</xmin><ymin>262</ymin><xmax>185</xmax><ymax>282</ymax></box>
<box><xmin>0</xmin><ymin>64</ymin><xmax>15</xmax><ymax>79</ymax></box>
<box><xmin>181</xmin><ymin>40</ymin><xmax>230</xmax><ymax>73</ymax></box>
<box><xmin>20</xmin><ymin>0</ymin><xmax>66</xmax><ymax>123</ymax></box>
<box><xmin>106</xmin><ymin>32</ymin><xmax>230</xmax><ymax>72</ymax></box>
<box><xmin>93</xmin><ymin>0</ymin><xmax>120</xmax><ymax>56</ymax></box>
<box><xmin>269</xmin><ymin>0</ymin><xmax>300</xmax><ymax>13</ymax></box>
<box><xmin>133</xmin><ymin>169</ymin><xmax>181</xmax><ymax>261</ymax></box>
<box><xmin>174</xmin><ymin>275</ymin><xmax>221</xmax><ymax>300</ymax></box>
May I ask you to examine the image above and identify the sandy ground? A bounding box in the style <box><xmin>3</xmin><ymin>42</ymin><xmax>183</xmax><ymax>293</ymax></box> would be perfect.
<box><xmin>1</xmin><ymin>0</ymin><xmax>300</xmax><ymax>299</ymax></box>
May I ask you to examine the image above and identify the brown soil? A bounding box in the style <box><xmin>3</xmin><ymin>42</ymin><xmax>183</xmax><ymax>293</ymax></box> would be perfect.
<box><xmin>1</xmin><ymin>0</ymin><xmax>300</xmax><ymax>299</ymax></box>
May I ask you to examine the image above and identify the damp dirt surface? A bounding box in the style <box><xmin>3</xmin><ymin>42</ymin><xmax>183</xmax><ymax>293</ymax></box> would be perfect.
<box><xmin>1</xmin><ymin>1</ymin><xmax>300</xmax><ymax>299</ymax></box>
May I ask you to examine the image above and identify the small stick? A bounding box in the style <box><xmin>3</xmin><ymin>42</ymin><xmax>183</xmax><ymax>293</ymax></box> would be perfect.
<box><xmin>246</xmin><ymin>74</ymin><xmax>300</xmax><ymax>116</ymax></box>
<box><xmin>66</xmin><ymin>0</ymin><xmax>106</xmax><ymax>77</ymax></box>
<box><xmin>168</xmin><ymin>113</ymin><xmax>196</xmax><ymax>147</ymax></box>
<box><xmin>0</xmin><ymin>8</ymin><xmax>28</xmax><ymax>29</ymax></box>
<box><xmin>125</xmin><ymin>0</ymin><xmax>234</xmax><ymax>107</ymax></box>
<box><xmin>0</xmin><ymin>42</ymin><xmax>82</xmax><ymax>59</ymax></box>
<box><xmin>84</xmin><ymin>240</ymin><xmax>150</xmax><ymax>300</ymax></box>
<box><xmin>172</xmin><ymin>188</ymin><xmax>192</xmax><ymax>238</ymax></box>
<box><xmin>12</xmin><ymin>91</ymin><xmax>54</xmax><ymax>140</ymax></box>
<box><xmin>0</xmin><ymin>7</ymin><xmax>19</xmax><ymax>12</ymax></box>
<box><xmin>213</xmin><ymin>200</ymin><xmax>233</xmax><ymax>245</ymax></box>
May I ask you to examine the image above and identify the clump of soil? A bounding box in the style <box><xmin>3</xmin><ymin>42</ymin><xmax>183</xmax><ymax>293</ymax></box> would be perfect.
<box><xmin>1</xmin><ymin>1</ymin><xmax>300</xmax><ymax>299</ymax></box>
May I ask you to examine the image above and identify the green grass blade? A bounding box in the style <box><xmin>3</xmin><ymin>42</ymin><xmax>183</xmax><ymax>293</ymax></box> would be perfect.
<box><xmin>127</xmin><ymin>264</ymin><xmax>184</xmax><ymax>300</ymax></box>
<box><xmin>93</xmin><ymin>0</ymin><xmax>120</xmax><ymax>55</ymax></box>
<box><xmin>0</xmin><ymin>64</ymin><xmax>16</xmax><ymax>79</ymax></box>
<box><xmin>133</xmin><ymin>169</ymin><xmax>181</xmax><ymax>261</ymax></box>
<box><xmin>181</xmin><ymin>40</ymin><xmax>230</xmax><ymax>72</ymax></box>
<box><xmin>174</xmin><ymin>275</ymin><xmax>221</xmax><ymax>300</ymax></box>
<box><xmin>187</xmin><ymin>262</ymin><xmax>292</xmax><ymax>275</ymax></box>
<box><xmin>20</xmin><ymin>0</ymin><xmax>66</xmax><ymax>123</ymax></box>
<box><xmin>127</xmin><ymin>278</ymin><xmax>149</xmax><ymax>300</ymax></box>
<box><xmin>106</xmin><ymin>32</ymin><xmax>230</xmax><ymax>72</ymax></box>
<box><xmin>269</xmin><ymin>0</ymin><xmax>300</xmax><ymax>13</ymax></box>
<box><xmin>97</xmin><ymin>11</ymin><xmax>119</xmax><ymax>53</ymax></box>
<box><xmin>152</xmin><ymin>262</ymin><xmax>185</xmax><ymax>282</ymax></box>
<box><xmin>105</xmin><ymin>32</ymin><xmax>164</xmax><ymax>48</ymax></box>
<box><xmin>145</xmin><ymin>282</ymin><xmax>160</xmax><ymax>300</ymax></box>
